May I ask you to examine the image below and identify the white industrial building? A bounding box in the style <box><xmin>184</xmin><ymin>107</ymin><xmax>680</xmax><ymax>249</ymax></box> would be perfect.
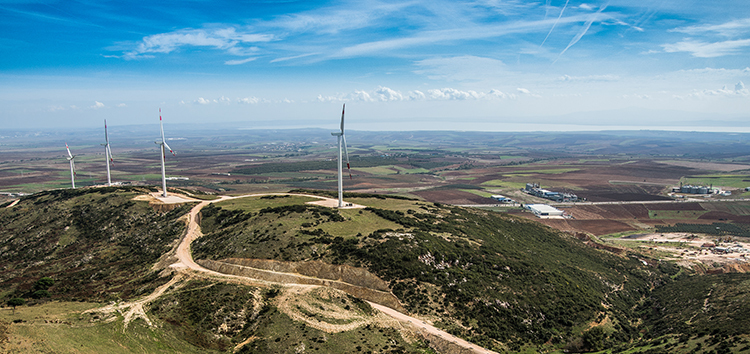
<box><xmin>525</xmin><ymin>204</ymin><xmax>565</xmax><ymax>218</ymax></box>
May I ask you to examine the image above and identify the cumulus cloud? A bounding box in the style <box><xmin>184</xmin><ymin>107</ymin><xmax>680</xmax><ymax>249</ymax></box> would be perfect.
<box><xmin>195</xmin><ymin>97</ymin><xmax>212</xmax><ymax>105</ymax></box>
<box><xmin>318</xmin><ymin>86</ymin><xmax>516</xmax><ymax>102</ymax></box>
<box><xmin>116</xmin><ymin>103</ymin><xmax>126</xmax><ymax>107</ymax></box>
<box><xmin>90</xmin><ymin>101</ymin><xmax>105</xmax><ymax>109</ymax></box>
<box><xmin>578</xmin><ymin>3</ymin><xmax>594</xmax><ymax>10</ymax></box>
<box><xmin>688</xmin><ymin>82</ymin><xmax>750</xmax><ymax>98</ymax></box>
<box><xmin>123</xmin><ymin>27</ymin><xmax>272</xmax><ymax>60</ymax></box>
<box><xmin>238</xmin><ymin>96</ymin><xmax>261</xmax><ymax>104</ymax></box>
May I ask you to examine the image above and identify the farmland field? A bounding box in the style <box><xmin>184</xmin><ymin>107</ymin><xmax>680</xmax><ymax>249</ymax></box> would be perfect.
<box><xmin>2</xmin><ymin>128</ymin><xmax>750</xmax><ymax>240</ymax></box>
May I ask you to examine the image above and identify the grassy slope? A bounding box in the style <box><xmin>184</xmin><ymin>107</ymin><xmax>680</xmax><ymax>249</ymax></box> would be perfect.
<box><xmin>0</xmin><ymin>187</ymin><xmax>192</xmax><ymax>302</ymax></box>
<box><xmin>192</xmin><ymin>193</ymin><xmax>665</xmax><ymax>352</ymax></box>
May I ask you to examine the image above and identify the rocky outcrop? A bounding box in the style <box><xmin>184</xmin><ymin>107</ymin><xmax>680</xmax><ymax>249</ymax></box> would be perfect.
<box><xmin>198</xmin><ymin>259</ymin><xmax>405</xmax><ymax>312</ymax></box>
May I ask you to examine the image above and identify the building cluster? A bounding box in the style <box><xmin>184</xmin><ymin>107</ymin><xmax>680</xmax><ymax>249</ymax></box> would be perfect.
<box><xmin>673</xmin><ymin>184</ymin><xmax>713</xmax><ymax>194</ymax></box>
<box><xmin>671</xmin><ymin>184</ymin><xmax>732</xmax><ymax>196</ymax></box>
<box><xmin>523</xmin><ymin>183</ymin><xmax>578</xmax><ymax>202</ymax></box>
<box><xmin>490</xmin><ymin>195</ymin><xmax>514</xmax><ymax>203</ymax></box>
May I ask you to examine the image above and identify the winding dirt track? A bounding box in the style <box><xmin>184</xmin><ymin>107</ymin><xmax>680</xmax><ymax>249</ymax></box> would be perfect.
<box><xmin>170</xmin><ymin>193</ymin><xmax>498</xmax><ymax>354</ymax></box>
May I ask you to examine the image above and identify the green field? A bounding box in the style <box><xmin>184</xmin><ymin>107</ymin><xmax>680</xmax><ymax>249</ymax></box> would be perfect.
<box><xmin>683</xmin><ymin>175</ymin><xmax>750</xmax><ymax>189</ymax></box>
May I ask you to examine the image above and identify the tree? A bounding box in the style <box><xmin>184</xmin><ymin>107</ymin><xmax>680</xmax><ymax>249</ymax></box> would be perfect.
<box><xmin>7</xmin><ymin>298</ymin><xmax>24</xmax><ymax>315</ymax></box>
<box><xmin>34</xmin><ymin>277</ymin><xmax>54</xmax><ymax>291</ymax></box>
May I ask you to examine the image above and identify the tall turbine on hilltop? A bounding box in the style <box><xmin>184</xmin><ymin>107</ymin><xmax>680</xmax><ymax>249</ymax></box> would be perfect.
<box><xmin>65</xmin><ymin>143</ymin><xmax>76</xmax><ymax>189</ymax></box>
<box><xmin>155</xmin><ymin>109</ymin><xmax>175</xmax><ymax>198</ymax></box>
<box><xmin>331</xmin><ymin>104</ymin><xmax>351</xmax><ymax>208</ymax></box>
<box><xmin>101</xmin><ymin>119</ymin><xmax>114</xmax><ymax>186</ymax></box>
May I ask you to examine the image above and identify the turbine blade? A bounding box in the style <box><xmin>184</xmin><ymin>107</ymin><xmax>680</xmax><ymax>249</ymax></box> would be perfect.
<box><xmin>340</xmin><ymin>104</ymin><xmax>345</xmax><ymax>133</ymax></box>
<box><xmin>107</xmin><ymin>145</ymin><xmax>114</xmax><ymax>165</ymax></box>
<box><xmin>104</xmin><ymin>119</ymin><xmax>109</xmax><ymax>144</ymax></box>
<box><xmin>71</xmin><ymin>160</ymin><xmax>76</xmax><ymax>174</ymax></box>
<box><xmin>65</xmin><ymin>143</ymin><xmax>72</xmax><ymax>158</ymax></box>
<box><xmin>159</xmin><ymin>108</ymin><xmax>165</xmax><ymax>143</ymax></box>
<box><xmin>164</xmin><ymin>142</ymin><xmax>175</xmax><ymax>156</ymax></box>
<box><xmin>342</xmin><ymin>135</ymin><xmax>351</xmax><ymax>179</ymax></box>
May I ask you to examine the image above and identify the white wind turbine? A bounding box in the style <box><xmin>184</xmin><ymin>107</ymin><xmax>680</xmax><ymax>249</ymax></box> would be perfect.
<box><xmin>155</xmin><ymin>109</ymin><xmax>175</xmax><ymax>198</ymax></box>
<box><xmin>331</xmin><ymin>104</ymin><xmax>351</xmax><ymax>208</ymax></box>
<box><xmin>65</xmin><ymin>143</ymin><xmax>76</xmax><ymax>189</ymax></box>
<box><xmin>101</xmin><ymin>119</ymin><xmax>114</xmax><ymax>186</ymax></box>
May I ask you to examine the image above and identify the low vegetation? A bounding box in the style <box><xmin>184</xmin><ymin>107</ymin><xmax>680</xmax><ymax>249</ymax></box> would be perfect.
<box><xmin>0</xmin><ymin>187</ymin><xmax>192</xmax><ymax>303</ymax></box>
<box><xmin>3</xmin><ymin>187</ymin><xmax>750</xmax><ymax>353</ymax></box>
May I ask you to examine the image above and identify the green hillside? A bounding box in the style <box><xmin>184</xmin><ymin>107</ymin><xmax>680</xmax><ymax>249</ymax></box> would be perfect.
<box><xmin>2</xmin><ymin>188</ymin><xmax>750</xmax><ymax>353</ymax></box>
<box><xmin>0</xmin><ymin>187</ymin><xmax>192</xmax><ymax>302</ymax></box>
<box><xmin>193</xmin><ymin>192</ymin><xmax>661</xmax><ymax>352</ymax></box>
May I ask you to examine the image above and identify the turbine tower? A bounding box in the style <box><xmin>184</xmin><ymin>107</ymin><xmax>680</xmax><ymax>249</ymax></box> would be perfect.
<box><xmin>155</xmin><ymin>109</ymin><xmax>175</xmax><ymax>198</ymax></box>
<box><xmin>65</xmin><ymin>143</ymin><xmax>76</xmax><ymax>189</ymax></box>
<box><xmin>101</xmin><ymin>119</ymin><xmax>114</xmax><ymax>186</ymax></box>
<box><xmin>330</xmin><ymin>104</ymin><xmax>351</xmax><ymax>208</ymax></box>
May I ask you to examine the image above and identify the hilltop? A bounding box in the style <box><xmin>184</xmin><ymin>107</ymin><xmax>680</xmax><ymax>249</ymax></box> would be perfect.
<box><xmin>1</xmin><ymin>187</ymin><xmax>750</xmax><ymax>353</ymax></box>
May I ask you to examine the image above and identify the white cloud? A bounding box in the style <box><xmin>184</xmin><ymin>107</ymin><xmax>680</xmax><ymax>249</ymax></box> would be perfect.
<box><xmin>318</xmin><ymin>86</ymin><xmax>515</xmax><ymax>102</ymax></box>
<box><xmin>428</xmin><ymin>88</ymin><xmax>482</xmax><ymax>100</ymax></box>
<box><xmin>578</xmin><ymin>3</ymin><xmax>593</xmax><ymax>10</ymax></box>
<box><xmin>670</xmin><ymin>18</ymin><xmax>750</xmax><ymax>37</ymax></box>
<box><xmin>116</xmin><ymin>103</ymin><xmax>126</xmax><ymax>107</ymax></box>
<box><xmin>124</xmin><ymin>27</ymin><xmax>273</xmax><ymax>60</ymax></box>
<box><xmin>225</xmin><ymin>57</ymin><xmax>257</xmax><ymax>65</ymax></box>
<box><xmin>516</xmin><ymin>88</ymin><xmax>530</xmax><ymax>94</ymax></box>
<box><xmin>373</xmin><ymin>86</ymin><xmax>404</xmax><ymax>101</ymax></box>
<box><xmin>195</xmin><ymin>97</ymin><xmax>211</xmax><ymax>105</ymax></box>
<box><xmin>90</xmin><ymin>101</ymin><xmax>105</xmax><ymax>109</ymax></box>
<box><xmin>238</xmin><ymin>97</ymin><xmax>262</xmax><ymax>104</ymax></box>
<box><xmin>409</xmin><ymin>90</ymin><xmax>426</xmax><ymax>100</ymax></box>
<box><xmin>662</xmin><ymin>38</ymin><xmax>750</xmax><ymax>58</ymax></box>
<box><xmin>688</xmin><ymin>83</ymin><xmax>750</xmax><ymax>98</ymax></box>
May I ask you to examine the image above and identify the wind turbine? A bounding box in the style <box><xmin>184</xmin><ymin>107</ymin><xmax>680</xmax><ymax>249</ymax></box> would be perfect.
<box><xmin>101</xmin><ymin>119</ymin><xmax>114</xmax><ymax>186</ymax></box>
<box><xmin>331</xmin><ymin>104</ymin><xmax>351</xmax><ymax>208</ymax></box>
<box><xmin>65</xmin><ymin>143</ymin><xmax>76</xmax><ymax>189</ymax></box>
<box><xmin>155</xmin><ymin>109</ymin><xmax>175</xmax><ymax>198</ymax></box>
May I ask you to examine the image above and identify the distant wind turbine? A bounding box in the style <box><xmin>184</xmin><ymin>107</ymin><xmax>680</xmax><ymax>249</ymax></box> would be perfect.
<box><xmin>65</xmin><ymin>143</ymin><xmax>76</xmax><ymax>189</ymax></box>
<box><xmin>155</xmin><ymin>109</ymin><xmax>175</xmax><ymax>198</ymax></box>
<box><xmin>331</xmin><ymin>104</ymin><xmax>351</xmax><ymax>208</ymax></box>
<box><xmin>101</xmin><ymin>119</ymin><xmax>114</xmax><ymax>186</ymax></box>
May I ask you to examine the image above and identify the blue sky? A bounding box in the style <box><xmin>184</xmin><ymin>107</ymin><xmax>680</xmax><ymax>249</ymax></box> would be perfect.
<box><xmin>1</xmin><ymin>0</ymin><xmax>749</xmax><ymax>131</ymax></box>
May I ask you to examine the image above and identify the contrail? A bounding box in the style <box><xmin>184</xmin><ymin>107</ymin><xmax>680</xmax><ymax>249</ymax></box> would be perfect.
<box><xmin>540</xmin><ymin>0</ymin><xmax>569</xmax><ymax>48</ymax></box>
<box><xmin>552</xmin><ymin>3</ymin><xmax>607</xmax><ymax>65</ymax></box>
